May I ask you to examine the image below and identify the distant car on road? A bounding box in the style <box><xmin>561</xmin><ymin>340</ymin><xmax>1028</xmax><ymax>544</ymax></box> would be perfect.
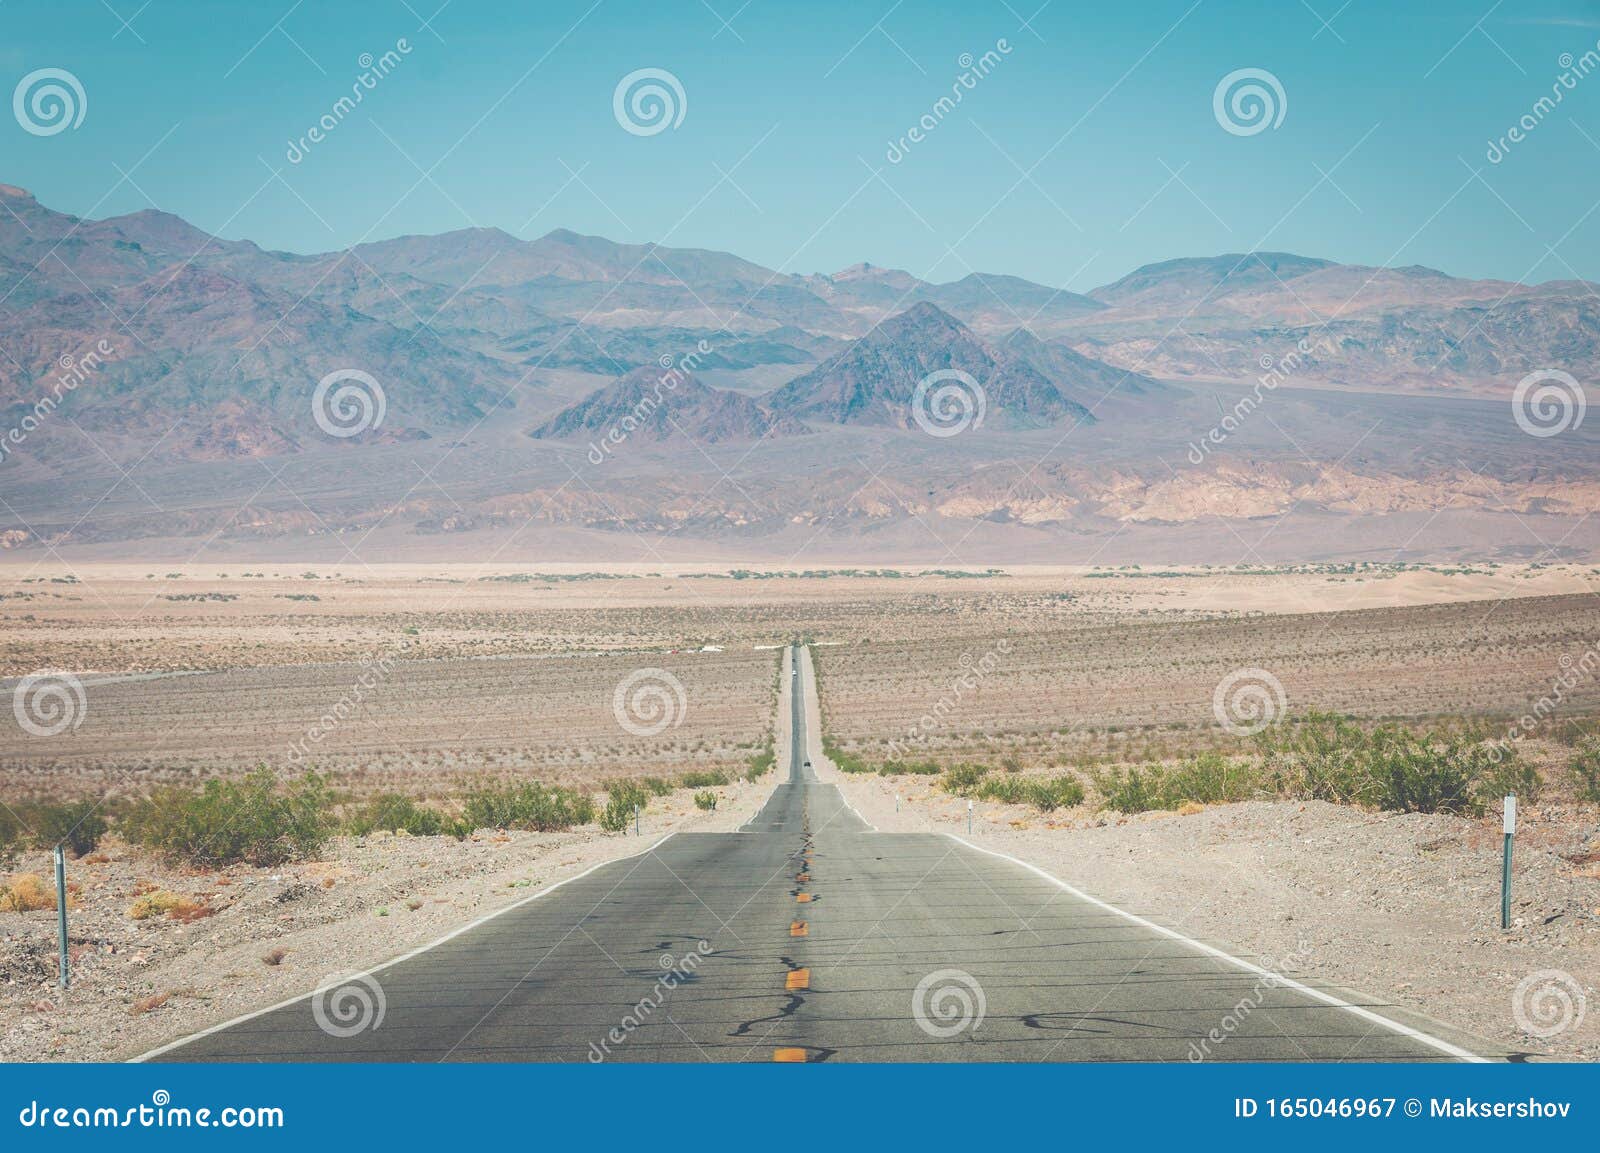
<box><xmin>804</xmin><ymin>759</ymin><xmax>812</xmax><ymax>768</ymax></box>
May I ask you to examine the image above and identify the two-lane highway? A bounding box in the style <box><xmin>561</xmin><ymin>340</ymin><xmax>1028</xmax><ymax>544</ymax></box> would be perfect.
<box><xmin>145</xmin><ymin>646</ymin><xmax>1489</xmax><ymax>1062</ymax></box>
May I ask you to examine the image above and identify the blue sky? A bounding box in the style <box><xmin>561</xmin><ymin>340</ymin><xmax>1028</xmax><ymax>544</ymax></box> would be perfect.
<box><xmin>4</xmin><ymin>0</ymin><xmax>1600</xmax><ymax>289</ymax></box>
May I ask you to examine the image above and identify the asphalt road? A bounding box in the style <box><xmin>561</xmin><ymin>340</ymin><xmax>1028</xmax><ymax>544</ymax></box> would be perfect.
<box><xmin>147</xmin><ymin>646</ymin><xmax>1488</xmax><ymax>1063</ymax></box>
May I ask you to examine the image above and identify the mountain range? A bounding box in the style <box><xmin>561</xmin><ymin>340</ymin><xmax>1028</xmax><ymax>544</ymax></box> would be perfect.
<box><xmin>0</xmin><ymin>183</ymin><xmax>1595</xmax><ymax>562</ymax></box>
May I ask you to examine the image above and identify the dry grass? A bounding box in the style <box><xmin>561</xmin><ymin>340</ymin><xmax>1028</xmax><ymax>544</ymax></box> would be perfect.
<box><xmin>129</xmin><ymin>992</ymin><xmax>170</xmax><ymax>1016</ymax></box>
<box><xmin>127</xmin><ymin>890</ymin><xmax>209</xmax><ymax>922</ymax></box>
<box><xmin>0</xmin><ymin>873</ymin><xmax>56</xmax><ymax>912</ymax></box>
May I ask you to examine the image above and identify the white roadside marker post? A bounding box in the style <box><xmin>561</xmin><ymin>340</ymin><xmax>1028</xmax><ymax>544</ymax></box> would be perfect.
<box><xmin>895</xmin><ymin>793</ymin><xmax>900</xmax><ymax>813</ymax></box>
<box><xmin>1501</xmin><ymin>795</ymin><xmax>1515</xmax><ymax>930</ymax></box>
<box><xmin>967</xmin><ymin>799</ymin><xmax>973</xmax><ymax>835</ymax></box>
<box><xmin>54</xmin><ymin>844</ymin><xmax>69</xmax><ymax>989</ymax></box>
<box><xmin>634</xmin><ymin>803</ymin><xmax>640</xmax><ymax>836</ymax></box>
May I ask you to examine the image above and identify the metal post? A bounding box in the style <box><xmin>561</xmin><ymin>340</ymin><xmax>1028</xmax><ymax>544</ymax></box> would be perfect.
<box><xmin>967</xmin><ymin>799</ymin><xmax>973</xmax><ymax>835</ymax></box>
<box><xmin>634</xmin><ymin>803</ymin><xmax>640</xmax><ymax>836</ymax></box>
<box><xmin>54</xmin><ymin>845</ymin><xmax>69</xmax><ymax>990</ymax></box>
<box><xmin>1501</xmin><ymin>795</ymin><xmax>1515</xmax><ymax>930</ymax></box>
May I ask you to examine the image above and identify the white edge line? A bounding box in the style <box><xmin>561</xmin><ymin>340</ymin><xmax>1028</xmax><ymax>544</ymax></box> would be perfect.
<box><xmin>130</xmin><ymin>830</ymin><xmax>680</xmax><ymax>1063</ymax></box>
<box><xmin>945</xmin><ymin>833</ymin><xmax>1489</xmax><ymax>1064</ymax></box>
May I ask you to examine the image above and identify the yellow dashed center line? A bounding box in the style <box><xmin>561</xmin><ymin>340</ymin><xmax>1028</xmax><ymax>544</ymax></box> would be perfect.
<box><xmin>790</xmin><ymin>920</ymin><xmax>808</xmax><ymax>937</ymax></box>
<box><xmin>773</xmin><ymin>1047</ymin><xmax>807</xmax><ymax>1062</ymax></box>
<box><xmin>785</xmin><ymin>967</ymin><xmax>810</xmax><ymax>991</ymax></box>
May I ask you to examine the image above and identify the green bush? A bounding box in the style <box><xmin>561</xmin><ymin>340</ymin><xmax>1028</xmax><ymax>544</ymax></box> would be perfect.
<box><xmin>600</xmin><ymin>781</ymin><xmax>648</xmax><ymax>833</ymax></box>
<box><xmin>941</xmin><ymin>764</ymin><xmax>986</xmax><ymax>796</ymax></box>
<box><xmin>679</xmin><ymin>771</ymin><xmax>728</xmax><ymax>789</ymax></box>
<box><xmin>744</xmin><ymin>749</ymin><xmax>776</xmax><ymax>781</ymax></box>
<box><xmin>1090</xmin><ymin>765</ymin><xmax>1166</xmax><ymax>813</ymax></box>
<box><xmin>823</xmin><ymin>739</ymin><xmax>874</xmax><ymax>774</ymax></box>
<box><xmin>975</xmin><ymin>776</ymin><xmax>1027</xmax><ymax>803</ymax></box>
<box><xmin>463</xmin><ymin>781</ymin><xmax>596</xmax><ymax>833</ymax></box>
<box><xmin>1161</xmin><ymin>753</ymin><xmax>1260</xmax><ymax>806</ymax></box>
<box><xmin>14</xmin><ymin>800</ymin><xmax>110</xmax><ymax>857</ymax></box>
<box><xmin>1571</xmin><ymin>740</ymin><xmax>1600</xmax><ymax>803</ymax></box>
<box><xmin>122</xmin><ymin>767</ymin><xmax>334</xmax><ymax>866</ymax></box>
<box><xmin>1026</xmin><ymin>776</ymin><xmax>1085</xmax><ymax>811</ymax></box>
<box><xmin>345</xmin><ymin>793</ymin><xmax>449</xmax><ymax>837</ymax></box>
<box><xmin>640</xmin><ymin>777</ymin><xmax>674</xmax><ymax>797</ymax></box>
<box><xmin>1474</xmin><ymin>750</ymin><xmax>1542</xmax><ymax>806</ymax></box>
<box><xmin>879</xmin><ymin>760</ymin><xmax>941</xmax><ymax>776</ymax></box>
<box><xmin>693</xmin><ymin>790</ymin><xmax>718</xmax><ymax>811</ymax></box>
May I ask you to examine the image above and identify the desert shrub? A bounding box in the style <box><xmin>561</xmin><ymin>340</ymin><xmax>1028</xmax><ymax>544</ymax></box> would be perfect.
<box><xmin>126</xmin><ymin>890</ymin><xmax>209</xmax><ymax>921</ymax></box>
<box><xmin>14</xmin><ymin>801</ymin><xmax>109</xmax><ymax>857</ymax></box>
<box><xmin>693</xmin><ymin>790</ymin><xmax>718</xmax><ymax>811</ymax></box>
<box><xmin>941</xmin><ymin>764</ymin><xmax>986</xmax><ymax>796</ymax></box>
<box><xmin>641</xmin><ymin>777</ymin><xmax>674</xmax><ymax>796</ymax></box>
<box><xmin>0</xmin><ymin>810</ymin><xmax>19</xmax><ymax>867</ymax></box>
<box><xmin>1257</xmin><ymin>713</ymin><xmax>1510</xmax><ymax>814</ymax></box>
<box><xmin>1474</xmin><ymin>752</ymin><xmax>1542</xmax><ymax>806</ymax></box>
<box><xmin>823</xmin><ymin>738</ymin><xmax>874</xmax><ymax>774</ymax></box>
<box><xmin>464</xmin><ymin>781</ymin><xmax>596</xmax><ymax>832</ymax></box>
<box><xmin>1161</xmin><ymin>753</ymin><xmax>1260</xmax><ymax>806</ymax></box>
<box><xmin>1091</xmin><ymin>765</ymin><xmax>1166</xmax><ymax>813</ymax></box>
<box><xmin>879</xmin><ymin>760</ymin><xmax>941</xmax><ymax>776</ymax></box>
<box><xmin>121</xmin><ymin>768</ymin><xmax>334</xmax><ymax>867</ymax></box>
<box><xmin>1026</xmin><ymin>775</ymin><xmax>1086</xmax><ymax>811</ymax></box>
<box><xmin>345</xmin><ymin>793</ymin><xmax>447</xmax><ymax>837</ymax></box>
<box><xmin>745</xmin><ymin>750</ymin><xmax>776</xmax><ymax>781</ymax></box>
<box><xmin>0</xmin><ymin>873</ymin><xmax>57</xmax><ymax>913</ymax></box>
<box><xmin>1571</xmin><ymin>740</ymin><xmax>1600</xmax><ymax>803</ymax></box>
<box><xmin>975</xmin><ymin>776</ymin><xmax>1027</xmax><ymax>804</ymax></box>
<box><xmin>600</xmin><ymin>781</ymin><xmax>648</xmax><ymax>832</ymax></box>
<box><xmin>1365</xmin><ymin>728</ymin><xmax>1496</xmax><ymax>815</ymax></box>
<box><xmin>680</xmin><ymin>771</ymin><xmax>728</xmax><ymax>788</ymax></box>
<box><xmin>1256</xmin><ymin>712</ymin><xmax>1377</xmax><ymax>806</ymax></box>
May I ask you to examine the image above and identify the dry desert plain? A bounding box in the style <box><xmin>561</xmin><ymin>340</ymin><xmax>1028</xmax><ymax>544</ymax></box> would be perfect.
<box><xmin>1</xmin><ymin>562</ymin><xmax>1598</xmax><ymax>1060</ymax></box>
